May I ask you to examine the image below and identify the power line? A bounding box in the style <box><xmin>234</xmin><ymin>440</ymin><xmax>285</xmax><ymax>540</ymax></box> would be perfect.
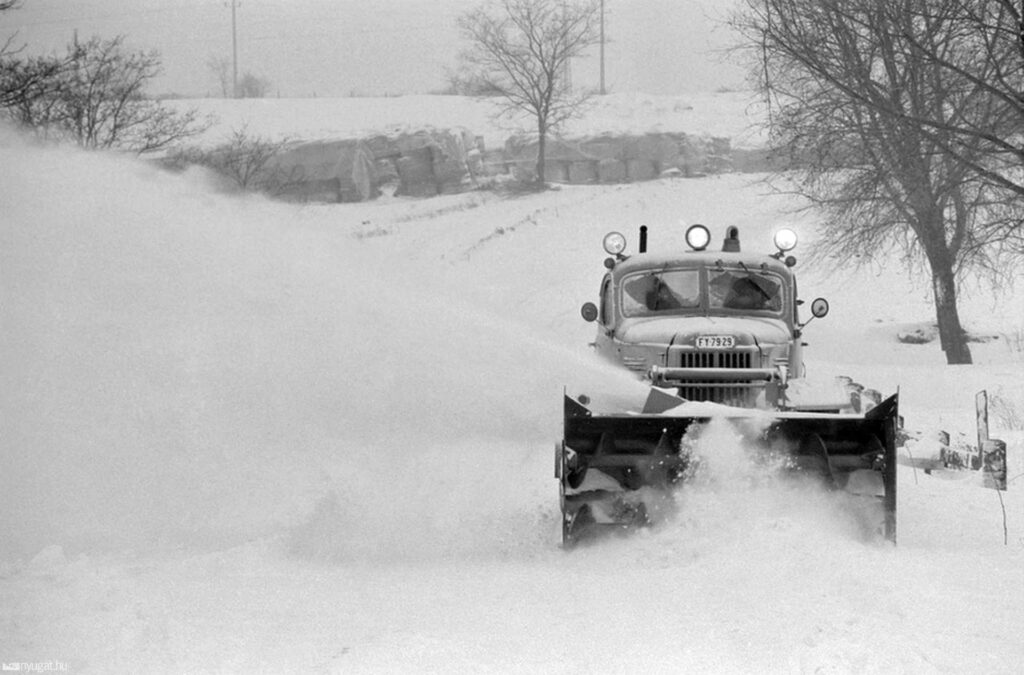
<box><xmin>228</xmin><ymin>0</ymin><xmax>238</xmax><ymax>98</ymax></box>
<box><xmin>599</xmin><ymin>0</ymin><xmax>605</xmax><ymax>95</ymax></box>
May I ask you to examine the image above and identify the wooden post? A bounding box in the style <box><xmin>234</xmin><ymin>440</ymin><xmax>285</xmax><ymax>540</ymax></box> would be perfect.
<box><xmin>976</xmin><ymin>390</ymin><xmax>989</xmax><ymax>448</ymax></box>
<box><xmin>975</xmin><ymin>390</ymin><xmax>989</xmax><ymax>470</ymax></box>
<box><xmin>977</xmin><ymin>390</ymin><xmax>1007</xmax><ymax>491</ymax></box>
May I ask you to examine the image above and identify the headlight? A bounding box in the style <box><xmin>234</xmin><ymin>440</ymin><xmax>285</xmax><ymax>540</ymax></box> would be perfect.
<box><xmin>685</xmin><ymin>224</ymin><xmax>710</xmax><ymax>251</ymax></box>
<box><xmin>603</xmin><ymin>231</ymin><xmax>627</xmax><ymax>255</ymax></box>
<box><xmin>774</xmin><ymin>228</ymin><xmax>798</xmax><ymax>252</ymax></box>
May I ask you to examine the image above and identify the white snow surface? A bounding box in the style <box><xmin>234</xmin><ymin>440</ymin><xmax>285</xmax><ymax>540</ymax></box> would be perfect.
<box><xmin>170</xmin><ymin>91</ymin><xmax>769</xmax><ymax>150</ymax></box>
<box><xmin>2</xmin><ymin>94</ymin><xmax>1024</xmax><ymax>674</ymax></box>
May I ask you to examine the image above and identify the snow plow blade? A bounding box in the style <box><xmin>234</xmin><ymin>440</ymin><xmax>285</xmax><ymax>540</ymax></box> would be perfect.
<box><xmin>556</xmin><ymin>392</ymin><xmax>898</xmax><ymax>547</ymax></box>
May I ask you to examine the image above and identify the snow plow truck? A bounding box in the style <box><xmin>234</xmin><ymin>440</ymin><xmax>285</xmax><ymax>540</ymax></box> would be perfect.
<box><xmin>557</xmin><ymin>224</ymin><xmax>899</xmax><ymax>546</ymax></box>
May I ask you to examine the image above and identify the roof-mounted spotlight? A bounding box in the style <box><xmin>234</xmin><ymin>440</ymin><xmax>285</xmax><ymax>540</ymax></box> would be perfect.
<box><xmin>774</xmin><ymin>228</ymin><xmax>798</xmax><ymax>253</ymax></box>
<box><xmin>685</xmin><ymin>224</ymin><xmax>711</xmax><ymax>251</ymax></box>
<box><xmin>603</xmin><ymin>231</ymin><xmax>627</xmax><ymax>257</ymax></box>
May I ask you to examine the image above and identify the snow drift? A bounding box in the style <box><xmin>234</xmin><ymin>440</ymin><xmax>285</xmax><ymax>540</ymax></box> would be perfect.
<box><xmin>0</xmin><ymin>133</ymin><xmax>648</xmax><ymax>563</ymax></box>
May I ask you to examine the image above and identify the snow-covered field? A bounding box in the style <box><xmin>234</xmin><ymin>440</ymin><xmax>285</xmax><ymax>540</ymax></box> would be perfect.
<box><xmin>2</xmin><ymin>95</ymin><xmax>1023</xmax><ymax>674</ymax></box>
<box><xmin>169</xmin><ymin>91</ymin><xmax>769</xmax><ymax>150</ymax></box>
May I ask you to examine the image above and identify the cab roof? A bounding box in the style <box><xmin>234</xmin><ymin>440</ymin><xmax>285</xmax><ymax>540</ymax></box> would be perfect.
<box><xmin>610</xmin><ymin>250</ymin><xmax>794</xmax><ymax>278</ymax></box>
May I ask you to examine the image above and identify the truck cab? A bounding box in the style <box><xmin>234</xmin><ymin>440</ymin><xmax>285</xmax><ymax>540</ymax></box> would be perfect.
<box><xmin>581</xmin><ymin>225</ymin><xmax>830</xmax><ymax>410</ymax></box>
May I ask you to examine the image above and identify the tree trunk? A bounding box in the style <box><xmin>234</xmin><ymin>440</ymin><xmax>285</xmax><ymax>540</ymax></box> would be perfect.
<box><xmin>535</xmin><ymin>118</ymin><xmax>547</xmax><ymax>185</ymax></box>
<box><xmin>924</xmin><ymin>240</ymin><xmax>973</xmax><ymax>364</ymax></box>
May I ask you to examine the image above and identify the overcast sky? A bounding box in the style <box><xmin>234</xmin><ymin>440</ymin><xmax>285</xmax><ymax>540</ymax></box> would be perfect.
<box><xmin>2</xmin><ymin>0</ymin><xmax>746</xmax><ymax>98</ymax></box>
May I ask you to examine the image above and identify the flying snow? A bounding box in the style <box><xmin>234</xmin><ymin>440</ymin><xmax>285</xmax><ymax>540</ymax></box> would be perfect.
<box><xmin>0</xmin><ymin>131</ymin><xmax>646</xmax><ymax>562</ymax></box>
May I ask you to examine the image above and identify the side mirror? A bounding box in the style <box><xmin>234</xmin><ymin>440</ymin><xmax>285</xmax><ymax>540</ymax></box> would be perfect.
<box><xmin>581</xmin><ymin>302</ymin><xmax>599</xmax><ymax>322</ymax></box>
<box><xmin>811</xmin><ymin>297</ymin><xmax>830</xmax><ymax>318</ymax></box>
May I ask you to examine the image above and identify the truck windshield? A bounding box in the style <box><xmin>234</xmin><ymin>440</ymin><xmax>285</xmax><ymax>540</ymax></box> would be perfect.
<box><xmin>708</xmin><ymin>270</ymin><xmax>783</xmax><ymax>312</ymax></box>
<box><xmin>620</xmin><ymin>268</ymin><xmax>785</xmax><ymax>317</ymax></box>
<box><xmin>622</xmin><ymin>270</ymin><xmax>701</xmax><ymax>316</ymax></box>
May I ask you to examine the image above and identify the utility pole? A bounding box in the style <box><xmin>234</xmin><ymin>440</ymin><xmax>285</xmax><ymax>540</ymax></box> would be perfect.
<box><xmin>229</xmin><ymin>0</ymin><xmax>239</xmax><ymax>98</ymax></box>
<box><xmin>599</xmin><ymin>0</ymin><xmax>605</xmax><ymax>95</ymax></box>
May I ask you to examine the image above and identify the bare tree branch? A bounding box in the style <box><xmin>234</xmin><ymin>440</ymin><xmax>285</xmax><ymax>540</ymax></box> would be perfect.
<box><xmin>1</xmin><ymin>34</ymin><xmax>211</xmax><ymax>153</ymax></box>
<box><xmin>732</xmin><ymin>0</ymin><xmax>1024</xmax><ymax>364</ymax></box>
<box><xmin>166</xmin><ymin>126</ymin><xmax>297</xmax><ymax>193</ymax></box>
<box><xmin>458</xmin><ymin>0</ymin><xmax>600</xmax><ymax>185</ymax></box>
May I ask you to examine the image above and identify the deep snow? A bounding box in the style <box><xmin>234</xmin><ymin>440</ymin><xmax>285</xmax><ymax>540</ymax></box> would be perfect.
<box><xmin>1</xmin><ymin>94</ymin><xmax>1023</xmax><ymax>674</ymax></box>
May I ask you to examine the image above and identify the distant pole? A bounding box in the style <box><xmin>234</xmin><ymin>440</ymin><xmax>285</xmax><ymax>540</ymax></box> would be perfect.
<box><xmin>230</xmin><ymin>0</ymin><xmax>239</xmax><ymax>98</ymax></box>
<box><xmin>599</xmin><ymin>0</ymin><xmax>605</xmax><ymax>95</ymax></box>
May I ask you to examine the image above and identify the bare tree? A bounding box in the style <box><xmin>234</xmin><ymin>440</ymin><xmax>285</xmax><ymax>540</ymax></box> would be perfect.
<box><xmin>167</xmin><ymin>126</ymin><xmax>297</xmax><ymax>194</ymax></box>
<box><xmin>0</xmin><ymin>52</ymin><xmax>66</xmax><ymax>113</ymax></box>
<box><xmin>58</xmin><ymin>36</ymin><xmax>205</xmax><ymax>151</ymax></box>
<box><xmin>457</xmin><ymin>0</ymin><xmax>601</xmax><ymax>185</ymax></box>
<box><xmin>439</xmin><ymin>65</ymin><xmax>504</xmax><ymax>96</ymax></box>
<box><xmin>1</xmin><ymin>1</ymin><xmax>28</xmax><ymax>67</ymax></box>
<box><xmin>206</xmin><ymin>55</ymin><xmax>231</xmax><ymax>97</ymax></box>
<box><xmin>893</xmin><ymin>0</ymin><xmax>1024</xmax><ymax>198</ymax></box>
<box><xmin>236</xmin><ymin>71</ymin><xmax>271</xmax><ymax>98</ymax></box>
<box><xmin>0</xmin><ymin>35</ymin><xmax>209</xmax><ymax>152</ymax></box>
<box><xmin>732</xmin><ymin>0</ymin><xmax>1024</xmax><ymax>364</ymax></box>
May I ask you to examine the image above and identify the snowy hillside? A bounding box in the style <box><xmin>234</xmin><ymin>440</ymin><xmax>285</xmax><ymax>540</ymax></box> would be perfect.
<box><xmin>1</xmin><ymin>93</ymin><xmax>1023</xmax><ymax>674</ymax></box>
<box><xmin>170</xmin><ymin>91</ymin><xmax>769</xmax><ymax>150</ymax></box>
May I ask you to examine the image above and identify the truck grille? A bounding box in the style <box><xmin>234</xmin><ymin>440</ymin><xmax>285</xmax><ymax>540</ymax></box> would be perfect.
<box><xmin>677</xmin><ymin>385</ymin><xmax>753</xmax><ymax>406</ymax></box>
<box><xmin>678</xmin><ymin>351</ymin><xmax>751</xmax><ymax>369</ymax></box>
<box><xmin>676</xmin><ymin>350</ymin><xmax>755</xmax><ymax>406</ymax></box>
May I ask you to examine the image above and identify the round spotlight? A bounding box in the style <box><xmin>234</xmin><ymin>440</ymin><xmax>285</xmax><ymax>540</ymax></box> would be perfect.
<box><xmin>602</xmin><ymin>231</ymin><xmax>627</xmax><ymax>256</ymax></box>
<box><xmin>774</xmin><ymin>228</ymin><xmax>798</xmax><ymax>252</ymax></box>
<box><xmin>685</xmin><ymin>224</ymin><xmax>711</xmax><ymax>251</ymax></box>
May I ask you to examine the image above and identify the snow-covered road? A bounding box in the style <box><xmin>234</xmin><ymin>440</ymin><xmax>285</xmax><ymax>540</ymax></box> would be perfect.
<box><xmin>2</xmin><ymin>119</ymin><xmax>1023</xmax><ymax>673</ymax></box>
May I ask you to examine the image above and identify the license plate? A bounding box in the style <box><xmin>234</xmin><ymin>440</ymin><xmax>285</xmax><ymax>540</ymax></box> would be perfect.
<box><xmin>696</xmin><ymin>335</ymin><xmax>735</xmax><ymax>349</ymax></box>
